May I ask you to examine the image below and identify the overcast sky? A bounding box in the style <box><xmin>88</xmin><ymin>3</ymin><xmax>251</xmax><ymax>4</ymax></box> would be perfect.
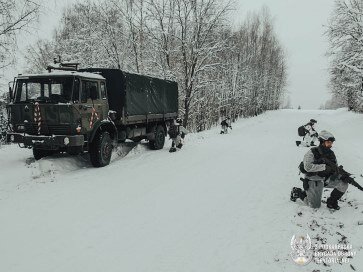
<box><xmin>10</xmin><ymin>0</ymin><xmax>335</xmax><ymax>109</ymax></box>
<box><xmin>234</xmin><ymin>0</ymin><xmax>335</xmax><ymax>109</ymax></box>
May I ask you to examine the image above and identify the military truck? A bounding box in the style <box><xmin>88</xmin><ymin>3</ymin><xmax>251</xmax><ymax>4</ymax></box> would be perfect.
<box><xmin>6</xmin><ymin>66</ymin><xmax>178</xmax><ymax>167</ymax></box>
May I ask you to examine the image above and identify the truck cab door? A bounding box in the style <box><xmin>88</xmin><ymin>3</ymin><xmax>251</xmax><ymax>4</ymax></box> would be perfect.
<box><xmin>79</xmin><ymin>80</ymin><xmax>103</xmax><ymax>134</ymax></box>
<box><xmin>100</xmin><ymin>81</ymin><xmax>109</xmax><ymax>119</ymax></box>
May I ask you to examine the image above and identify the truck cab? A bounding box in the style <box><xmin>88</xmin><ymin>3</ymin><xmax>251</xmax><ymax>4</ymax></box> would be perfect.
<box><xmin>7</xmin><ymin>71</ymin><xmax>115</xmax><ymax>165</ymax></box>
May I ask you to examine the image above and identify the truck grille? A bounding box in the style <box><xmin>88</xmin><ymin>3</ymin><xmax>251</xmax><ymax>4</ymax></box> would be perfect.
<box><xmin>48</xmin><ymin>125</ymin><xmax>71</xmax><ymax>135</ymax></box>
<box><xmin>24</xmin><ymin>124</ymin><xmax>71</xmax><ymax>135</ymax></box>
<box><xmin>24</xmin><ymin>124</ymin><xmax>39</xmax><ymax>135</ymax></box>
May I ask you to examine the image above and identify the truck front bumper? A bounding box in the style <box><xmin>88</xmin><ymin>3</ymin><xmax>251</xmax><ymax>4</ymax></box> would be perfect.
<box><xmin>7</xmin><ymin>132</ymin><xmax>84</xmax><ymax>149</ymax></box>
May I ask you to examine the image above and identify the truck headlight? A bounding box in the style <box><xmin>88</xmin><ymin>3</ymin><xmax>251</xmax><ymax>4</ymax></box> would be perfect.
<box><xmin>64</xmin><ymin>137</ymin><xmax>70</xmax><ymax>145</ymax></box>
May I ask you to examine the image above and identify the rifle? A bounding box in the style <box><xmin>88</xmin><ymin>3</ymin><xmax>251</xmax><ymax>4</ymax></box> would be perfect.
<box><xmin>338</xmin><ymin>166</ymin><xmax>363</xmax><ymax>191</ymax></box>
<box><xmin>318</xmin><ymin>157</ymin><xmax>363</xmax><ymax>191</ymax></box>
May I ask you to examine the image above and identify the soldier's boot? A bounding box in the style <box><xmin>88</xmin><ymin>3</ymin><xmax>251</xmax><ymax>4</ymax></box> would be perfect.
<box><xmin>169</xmin><ymin>147</ymin><xmax>177</xmax><ymax>153</ymax></box>
<box><xmin>327</xmin><ymin>189</ymin><xmax>345</xmax><ymax>210</ymax></box>
<box><xmin>296</xmin><ymin>141</ymin><xmax>301</xmax><ymax>147</ymax></box>
<box><xmin>290</xmin><ymin>187</ymin><xmax>303</xmax><ymax>202</ymax></box>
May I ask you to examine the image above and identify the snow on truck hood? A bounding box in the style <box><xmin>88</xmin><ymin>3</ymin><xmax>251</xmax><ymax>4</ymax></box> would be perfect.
<box><xmin>17</xmin><ymin>70</ymin><xmax>105</xmax><ymax>80</ymax></box>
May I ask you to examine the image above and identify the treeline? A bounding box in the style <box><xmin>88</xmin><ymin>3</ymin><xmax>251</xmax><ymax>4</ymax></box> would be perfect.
<box><xmin>25</xmin><ymin>0</ymin><xmax>287</xmax><ymax>131</ymax></box>
<box><xmin>0</xmin><ymin>0</ymin><xmax>39</xmax><ymax>70</ymax></box>
<box><xmin>326</xmin><ymin>0</ymin><xmax>363</xmax><ymax>111</ymax></box>
<box><xmin>0</xmin><ymin>0</ymin><xmax>39</xmax><ymax>144</ymax></box>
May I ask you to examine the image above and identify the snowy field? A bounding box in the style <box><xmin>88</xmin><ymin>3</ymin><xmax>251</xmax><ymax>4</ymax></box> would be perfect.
<box><xmin>1</xmin><ymin>108</ymin><xmax>363</xmax><ymax>272</ymax></box>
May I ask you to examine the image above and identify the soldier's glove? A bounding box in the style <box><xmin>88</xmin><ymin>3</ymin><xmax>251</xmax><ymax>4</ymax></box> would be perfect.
<box><xmin>315</xmin><ymin>158</ymin><xmax>326</xmax><ymax>164</ymax></box>
<box><xmin>321</xmin><ymin>159</ymin><xmax>339</xmax><ymax>173</ymax></box>
<box><xmin>325</xmin><ymin>164</ymin><xmax>339</xmax><ymax>175</ymax></box>
<box><xmin>317</xmin><ymin>163</ymin><xmax>338</xmax><ymax>177</ymax></box>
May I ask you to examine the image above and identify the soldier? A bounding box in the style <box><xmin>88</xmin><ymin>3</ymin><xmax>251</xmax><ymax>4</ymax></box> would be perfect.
<box><xmin>296</xmin><ymin>119</ymin><xmax>318</xmax><ymax>147</ymax></box>
<box><xmin>220</xmin><ymin>117</ymin><xmax>232</xmax><ymax>134</ymax></box>
<box><xmin>168</xmin><ymin>118</ymin><xmax>188</xmax><ymax>153</ymax></box>
<box><xmin>291</xmin><ymin>130</ymin><xmax>363</xmax><ymax>210</ymax></box>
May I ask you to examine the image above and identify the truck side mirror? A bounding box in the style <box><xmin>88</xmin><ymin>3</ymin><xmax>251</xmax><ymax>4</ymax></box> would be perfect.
<box><xmin>90</xmin><ymin>85</ymin><xmax>98</xmax><ymax>100</ymax></box>
<box><xmin>9</xmin><ymin>86</ymin><xmax>13</xmax><ymax>101</ymax></box>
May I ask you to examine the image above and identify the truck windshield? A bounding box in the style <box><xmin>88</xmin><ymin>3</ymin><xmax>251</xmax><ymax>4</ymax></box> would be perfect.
<box><xmin>14</xmin><ymin>77</ymin><xmax>79</xmax><ymax>103</ymax></box>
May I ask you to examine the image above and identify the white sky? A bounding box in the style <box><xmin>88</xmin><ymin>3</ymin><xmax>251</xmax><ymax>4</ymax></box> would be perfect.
<box><xmin>1</xmin><ymin>0</ymin><xmax>77</xmax><ymax>85</ymax></box>
<box><xmin>6</xmin><ymin>0</ymin><xmax>335</xmax><ymax>109</ymax></box>
<box><xmin>234</xmin><ymin>0</ymin><xmax>335</xmax><ymax>109</ymax></box>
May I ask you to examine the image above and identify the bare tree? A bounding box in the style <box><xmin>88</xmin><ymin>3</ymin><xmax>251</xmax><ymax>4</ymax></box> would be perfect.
<box><xmin>173</xmin><ymin>0</ymin><xmax>233</xmax><ymax>127</ymax></box>
<box><xmin>0</xmin><ymin>0</ymin><xmax>39</xmax><ymax>69</ymax></box>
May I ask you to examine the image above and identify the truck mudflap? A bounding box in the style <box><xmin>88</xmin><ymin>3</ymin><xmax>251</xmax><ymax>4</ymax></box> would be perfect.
<box><xmin>6</xmin><ymin>132</ymin><xmax>84</xmax><ymax>149</ymax></box>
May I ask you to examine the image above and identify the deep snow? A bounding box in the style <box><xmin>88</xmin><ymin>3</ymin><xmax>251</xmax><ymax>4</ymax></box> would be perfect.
<box><xmin>0</xmin><ymin>108</ymin><xmax>363</xmax><ymax>272</ymax></box>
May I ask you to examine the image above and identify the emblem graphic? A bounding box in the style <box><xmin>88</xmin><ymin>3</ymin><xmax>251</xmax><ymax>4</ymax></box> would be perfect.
<box><xmin>290</xmin><ymin>234</ymin><xmax>313</xmax><ymax>265</ymax></box>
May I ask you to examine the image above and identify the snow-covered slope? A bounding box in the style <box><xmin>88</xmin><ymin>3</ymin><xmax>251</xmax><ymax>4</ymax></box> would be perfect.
<box><xmin>1</xmin><ymin>109</ymin><xmax>363</xmax><ymax>272</ymax></box>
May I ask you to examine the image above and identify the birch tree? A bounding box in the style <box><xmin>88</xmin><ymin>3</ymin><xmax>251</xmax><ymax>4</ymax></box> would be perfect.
<box><xmin>326</xmin><ymin>0</ymin><xmax>363</xmax><ymax>111</ymax></box>
<box><xmin>0</xmin><ymin>0</ymin><xmax>39</xmax><ymax>69</ymax></box>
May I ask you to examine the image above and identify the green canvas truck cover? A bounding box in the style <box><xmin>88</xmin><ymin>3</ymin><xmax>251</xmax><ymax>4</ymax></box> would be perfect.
<box><xmin>80</xmin><ymin>68</ymin><xmax>178</xmax><ymax>120</ymax></box>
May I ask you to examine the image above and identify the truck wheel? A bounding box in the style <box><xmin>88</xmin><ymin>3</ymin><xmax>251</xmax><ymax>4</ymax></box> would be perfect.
<box><xmin>149</xmin><ymin>125</ymin><xmax>165</xmax><ymax>150</ymax></box>
<box><xmin>33</xmin><ymin>148</ymin><xmax>51</xmax><ymax>160</ymax></box>
<box><xmin>89</xmin><ymin>131</ymin><xmax>113</xmax><ymax>167</ymax></box>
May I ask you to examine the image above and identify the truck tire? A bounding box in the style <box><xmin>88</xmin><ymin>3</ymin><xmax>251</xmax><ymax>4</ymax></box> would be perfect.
<box><xmin>89</xmin><ymin>131</ymin><xmax>113</xmax><ymax>167</ymax></box>
<box><xmin>33</xmin><ymin>148</ymin><xmax>51</xmax><ymax>160</ymax></box>
<box><xmin>149</xmin><ymin>125</ymin><xmax>165</xmax><ymax>150</ymax></box>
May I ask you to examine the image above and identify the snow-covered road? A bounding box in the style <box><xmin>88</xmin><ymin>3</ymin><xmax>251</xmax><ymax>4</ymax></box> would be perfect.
<box><xmin>1</xmin><ymin>109</ymin><xmax>363</xmax><ymax>272</ymax></box>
